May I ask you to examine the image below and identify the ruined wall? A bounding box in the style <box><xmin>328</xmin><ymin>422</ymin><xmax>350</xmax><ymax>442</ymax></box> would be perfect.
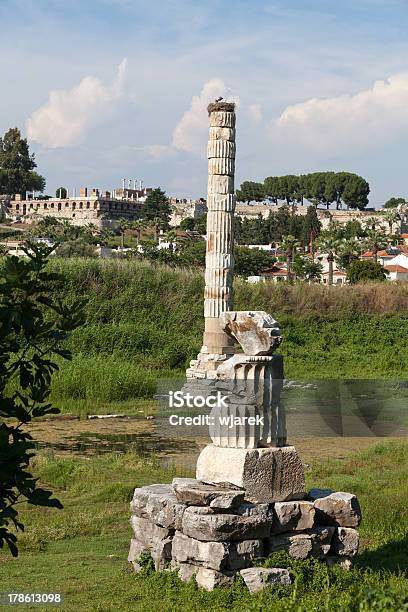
<box><xmin>6</xmin><ymin>197</ymin><xmax>143</xmax><ymax>228</ymax></box>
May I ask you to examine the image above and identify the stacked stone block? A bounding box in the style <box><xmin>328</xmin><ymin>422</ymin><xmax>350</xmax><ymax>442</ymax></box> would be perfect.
<box><xmin>128</xmin><ymin>479</ymin><xmax>361</xmax><ymax>592</ymax></box>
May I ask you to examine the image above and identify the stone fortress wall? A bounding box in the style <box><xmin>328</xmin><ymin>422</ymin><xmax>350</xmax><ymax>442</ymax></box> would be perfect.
<box><xmin>6</xmin><ymin>187</ymin><xmax>147</xmax><ymax>229</ymax></box>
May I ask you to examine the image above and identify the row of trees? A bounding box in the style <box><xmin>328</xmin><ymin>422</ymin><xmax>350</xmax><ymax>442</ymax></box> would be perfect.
<box><xmin>236</xmin><ymin>172</ymin><xmax>370</xmax><ymax>210</ymax></box>
<box><xmin>235</xmin><ymin>206</ymin><xmax>321</xmax><ymax>246</ymax></box>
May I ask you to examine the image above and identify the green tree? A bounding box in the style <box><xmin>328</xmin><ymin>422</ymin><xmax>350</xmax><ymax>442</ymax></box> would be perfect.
<box><xmin>292</xmin><ymin>255</ymin><xmax>323</xmax><ymax>282</ymax></box>
<box><xmin>281</xmin><ymin>234</ymin><xmax>301</xmax><ymax>281</ymax></box>
<box><xmin>130</xmin><ymin>220</ymin><xmax>147</xmax><ymax>245</ymax></box>
<box><xmin>383</xmin><ymin>197</ymin><xmax>405</xmax><ymax>209</ymax></box>
<box><xmin>278</xmin><ymin>175</ymin><xmax>300</xmax><ymax>209</ymax></box>
<box><xmin>347</xmin><ymin>260</ymin><xmax>388</xmax><ymax>283</ymax></box>
<box><xmin>335</xmin><ymin>238</ymin><xmax>361</xmax><ymax>270</ymax></box>
<box><xmin>342</xmin><ymin>174</ymin><xmax>370</xmax><ymax>210</ymax></box>
<box><xmin>179</xmin><ymin>217</ymin><xmax>195</xmax><ymax>231</ymax></box>
<box><xmin>382</xmin><ymin>209</ymin><xmax>400</xmax><ymax>234</ymax></box>
<box><xmin>364</xmin><ymin>230</ymin><xmax>388</xmax><ymax>263</ymax></box>
<box><xmin>343</xmin><ymin>219</ymin><xmax>364</xmax><ymax>239</ymax></box>
<box><xmin>304</xmin><ymin>172</ymin><xmax>331</xmax><ymax>208</ymax></box>
<box><xmin>0</xmin><ymin>128</ymin><xmax>45</xmax><ymax>195</ymax></box>
<box><xmin>0</xmin><ymin>244</ymin><xmax>84</xmax><ymax>556</ymax></box>
<box><xmin>55</xmin><ymin>187</ymin><xmax>67</xmax><ymax>198</ymax></box>
<box><xmin>263</xmin><ymin>176</ymin><xmax>280</xmax><ymax>204</ymax></box>
<box><xmin>149</xmin><ymin>216</ymin><xmax>163</xmax><ymax>243</ymax></box>
<box><xmin>234</xmin><ymin>247</ymin><xmax>275</xmax><ymax>277</ymax></box>
<box><xmin>302</xmin><ymin>206</ymin><xmax>321</xmax><ymax>248</ymax></box>
<box><xmin>236</xmin><ymin>181</ymin><xmax>265</xmax><ymax>203</ymax></box>
<box><xmin>274</xmin><ymin>205</ymin><xmax>292</xmax><ymax>240</ymax></box>
<box><xmin>316</xmin><ymin>233</ymin><xmax>342</xmax><ymax>285</ymax></box>
<box><xmin>194</xmin><ymin>214</ymin><xmax>207</xmax><ymax>235</ymax></box>
<box><xmin>117</xmin><ymin>218</ymin><xmax>131</xmax><ymax>248</ymax></box>
<box><xmin>141</xmin><ymin>188</ymin><xmax>171</xmax><ymax>225</ymax></box>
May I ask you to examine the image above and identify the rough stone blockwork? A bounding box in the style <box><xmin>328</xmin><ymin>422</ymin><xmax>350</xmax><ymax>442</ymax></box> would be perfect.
<box><xmin>128</xmin><ymin>480</ymin><xmax>361</xmax><ymax>591</ymax></box>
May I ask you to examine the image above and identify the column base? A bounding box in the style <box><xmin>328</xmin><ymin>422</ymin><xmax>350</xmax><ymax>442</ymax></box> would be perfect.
<box><xmin>196</xmin><ymin>445</ymin><xmax>305</xmax><ymax>503</ymax></box>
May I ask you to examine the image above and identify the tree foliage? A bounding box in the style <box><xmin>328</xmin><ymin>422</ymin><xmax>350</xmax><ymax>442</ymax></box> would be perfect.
<box><xmin>56</xmin><ymin>187</ymin><xmax>67</xmax><ymax>199</ymax></box>
<box><xmin>292</xmin><ymin>255</ymin><xmax>323</xmax><ymax>281</ymax></box>
<box><xmin>383</xmin><ymin>197</ymin><xmax>405</xmax><ymax>209</ymax></box>
<box><xmin>141</xmin><ymin>188</ymin><xmax>171</xmax><ymax>226</ymax></box>
<box><xmin>238</xmin><ymin>172</ymin><xmax>370</xmax><ymax>210</ymax></box>
<box><xmin>234</xmin><ymin>247</ymin><xmax>275</xmax><ymax>277</ymax></box>
<box><xmin>0</xmin><ymin>244</ymin><xmax>85</xmax><ymax>556</ymax></box>
<box><xmin>347</xmin><ymin>260</ymin><xmax>388</xmax><ymax>284</ymax></box>
<box><xmin>0</xmin><ymin>128</ymin><xmax>45</xmax><ymax>196</ymax></box>
<box><xmin>235</xmin><ymin>181</ymin><xmax>264</xmax><ymax>203</ymax></box>
<box><xmin>234</xmin><ymin>206</ymin><xmax>319</xmax><ymax>246</ymax></box>
<box><xmin>302</xmin><ymin>206</ymin><xmax>321</xmax><ymax>246</ymax></box>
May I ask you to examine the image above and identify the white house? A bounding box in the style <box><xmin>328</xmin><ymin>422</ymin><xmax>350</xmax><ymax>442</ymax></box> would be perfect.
<box><xmin>384</xmin><ymin>264</ymin><xmax>408</xmax><ymax>281</ymax></box>
<box><xmin>383</xmin><ymin>253</ymin><xmax>408</xmax><ymax>281</ymax></box>
<box><xmin>321</xmin><ymin>270</ymin><xmax>347</xmax><ymax>285</ymax></box>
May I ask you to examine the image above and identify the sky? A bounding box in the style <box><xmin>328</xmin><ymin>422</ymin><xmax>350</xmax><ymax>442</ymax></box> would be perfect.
<box><xmin>2</xmin><ymin>0</ymin><xmax>408</xmax><ymax>206</ymax></box>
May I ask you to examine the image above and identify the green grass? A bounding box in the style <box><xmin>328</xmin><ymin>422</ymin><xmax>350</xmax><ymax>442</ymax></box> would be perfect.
<box><xmin>0</xmin><ymin>441</ymin><xmax>407</xmax><ymax>611</ymax></box>
<box><xmin>24</xmin><ymin>258</ymin><xmax>407</xmax><ymax>413</ymax></box>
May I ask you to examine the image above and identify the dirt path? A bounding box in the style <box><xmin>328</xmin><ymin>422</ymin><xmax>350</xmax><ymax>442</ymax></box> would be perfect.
<box><xmin>27</xmin><ymin>415</ymin><xmax>406</xmax><ymax>472</ymax></box>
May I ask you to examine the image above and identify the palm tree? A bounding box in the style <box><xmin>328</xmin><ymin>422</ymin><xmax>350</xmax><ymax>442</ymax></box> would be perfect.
<box><xmin>365</xmin><ymin>230</ymin><xmax>388</xmax><ymax>264</ymax></box>
<box><xmin>364</xmin><ymin>216</ymin><xmax>383</xmax><ymax>232</ymax></box>
<box><xmin>382</xmin><ymin>209</ymin><xmax>400</xmax><ymax>235</ymax></box>
<box><xmin>131</xmin><ymin>220</ymin><xmax>146</xmax><ymax>245</ymax></box>
<box><xmin>327</xmin><ymin>220</ymin><xmax>341</xmax><ymax>239</ymax></box>
<box><xmin>98</xmin><ymin>228</ymin><xmax>114</xmax><ymax>246</ymax></box>
<box><xmin>280</xmin><ymin>234</ymin><xmax>301</xmax><ymax>281</ymax></box>
<box><xmin>316</xmin><ymin>234</ymin><xmax>342</xmax><ymax>285</ymax></box>
<box><xmin>336</xmin><ymin>238</ymin><xmax>361</xmax><ymax>270</ymax></box>
<box><xmin>117</xmin><ymin>218</ymin><xmax>130</xmax><ymax>248</ymax></box>
<box><xmin>166</xmin><ymin>229</ymin><xmax>178</xmax><ymax>252</ymax></box>
<box><xmin>149</xmin><ymin>217</ymin><xmax>163</xmax><ymax>243</ymax></box>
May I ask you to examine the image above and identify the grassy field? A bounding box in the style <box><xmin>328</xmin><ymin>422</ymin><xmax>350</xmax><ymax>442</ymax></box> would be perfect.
<box><xmin>0</xmin><ymin>441</ymin><xmax>407</xmax><ymax>611</ymax></box>
<box><xmin>2</xmin><ymin>258</ymin><xmax>408</xmax><ymax>609</ymax></box>
<box><xmin>23</xmin><ymin>258</ymin><xmax>408</xmax><ymax>415</ymax></box>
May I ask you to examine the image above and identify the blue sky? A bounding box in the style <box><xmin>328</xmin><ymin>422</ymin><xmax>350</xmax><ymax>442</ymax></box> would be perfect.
<box><xmin>2</xmin><ymin>0</ymin><xmax>408</xmax><ymax>206</ymax></box>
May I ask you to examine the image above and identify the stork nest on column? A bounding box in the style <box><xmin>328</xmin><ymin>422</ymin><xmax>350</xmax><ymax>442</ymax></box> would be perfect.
<box><xmin>207</xmin><ymin>101</ymin><xmax>236</xmax><ymax>115</ymax></box>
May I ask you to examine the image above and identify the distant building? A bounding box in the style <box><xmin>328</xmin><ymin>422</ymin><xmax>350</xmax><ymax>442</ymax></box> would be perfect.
<box><xmin>169</xmin><ymin>197</ymin><xmax>207</xmax><ymax>227</ymax></box>
<box><xmin>321</xmin><ymin>270</ymin><xmax>347</xmax><ymax>285</ymax></box>
<box><xmin>384</xmin><ymin>264</ymin><xmax>408</xmax><ymax>281</ymax></box>
<box><xmin>247</xmin><ymin>263</ymin><xmax>289</xmax><ymax>283</ymax></box>
<box><xmin>5</xmin><ymin>186</ymin><xmax>153</xmax><ymax>228</ymax></box>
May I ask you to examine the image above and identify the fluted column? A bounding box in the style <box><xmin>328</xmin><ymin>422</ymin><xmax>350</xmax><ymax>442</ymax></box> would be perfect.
<box><xmin>203</xmin><ymin>102</ymin><xmax>236</xmax><ymax>354</ymax></box>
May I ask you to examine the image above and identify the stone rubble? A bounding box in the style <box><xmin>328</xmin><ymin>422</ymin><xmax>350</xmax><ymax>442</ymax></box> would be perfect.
<box><xmin>308</xmin><ymin>489</ymin><xmax>362</xmax><ymax>528</ymax></box>
<box><xmin>128</xmin><ymin>479</ymin><xmax>361</xmax><ymax>591</ymax></box>
<box><xmin>240</xmin><ymin>567</ymin><xmax>292</xmax><ymax>593</ymax></box>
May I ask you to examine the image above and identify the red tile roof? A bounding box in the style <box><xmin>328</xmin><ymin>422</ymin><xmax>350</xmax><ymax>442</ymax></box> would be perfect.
<box><xmin>362</xmin><ymin>250</ymin><xmax>399</xmax><ymax>258</ymax></box>
<box><xmin>384</xmin><ymin>265</ymin><xmax>408</xmax><ymax>273</ymax></box>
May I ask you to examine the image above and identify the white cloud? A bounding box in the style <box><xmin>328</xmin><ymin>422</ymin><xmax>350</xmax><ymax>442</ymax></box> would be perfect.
<box><xmin>143</xmin><ymin>78</ymin><xmax>239</xmax><ymax>160</ymax></box>
<box><xmin>171</xmin><ymin>78</ymin><xmax>230</xmax><ymax>154</ymax></box>
<box><xmin>26</xmin><ymin>59</ymin><xmax>127</xmax><ymax>148</ymax></box>
<box><xmin>139</xmin><ymin>144</ymin><xmax>176</xmax><ymax>160</ymax></box>
<box><xmin>248</xmin><ymin>103</ymin><xmax>262</xmax><ymax>123</ymax></box>
<box><xmin>270</xmin><ymin>72</ymin><xmax>408</xmax><ymax>153</ymax></box>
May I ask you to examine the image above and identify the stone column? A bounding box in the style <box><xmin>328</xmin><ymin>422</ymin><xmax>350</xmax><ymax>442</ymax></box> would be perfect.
<box><xmin>203</xmin><ymin>102</ymin><xmax>236</xmax><ymax>355</ymax></box>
